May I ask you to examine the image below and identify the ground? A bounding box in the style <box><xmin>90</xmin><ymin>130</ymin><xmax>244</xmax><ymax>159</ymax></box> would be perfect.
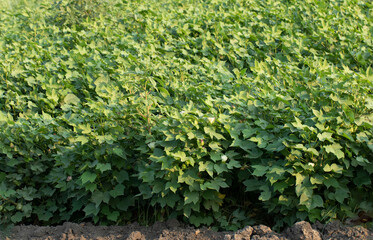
<box><xmin>3</xmin><ymin>220</ymin><xmax>373</xmax><ymax>240</ymax></box>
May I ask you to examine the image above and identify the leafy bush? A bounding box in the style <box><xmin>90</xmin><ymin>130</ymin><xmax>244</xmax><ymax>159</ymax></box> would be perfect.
<box><xmin>0</xmin><ymin>0</ymin><xmax>372</xmax><ymax>232</ymax></box>
<box><xmin>48</xmin><ymin>0</ymin><xmax>103</xmax><ymax>28</ymax></box>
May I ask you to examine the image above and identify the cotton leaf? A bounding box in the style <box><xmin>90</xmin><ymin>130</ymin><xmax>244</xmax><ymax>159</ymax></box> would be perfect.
<box><xmin>317</xmin><ymin>132</ymin><xmax>333</xmax><ymax>142</ymax></box>
<box><xmin>184</xmin><ymin>191</ymin><xmax>199</xmax><ymax>204</ymax></box>
<box><xmin>64</xmin><ymin>93</ymin><xmax>80</xmax><ymax>106</ymax></box>
<box><xmin>81</xmin><ymin>171</ymin><xmax>96</xmax><ymax>184</ymax></box>
<box><xmin>324</xmin><ymin>143</ymin><xmax>345</xmax><ymax>159</ymax></box>
<box><xmin>252</xmin><ymin>165</ymin><xmax>268</xmax><ymax>177</ymax></box>
<box><xmin>323</xmin><ymin>164</ymin><xmax>343</xmax><ymax>174</ymax></box>
<box><xmin>109</xmin><ymin>184</ymin><xmax>125</xmax><ymax>198</ymax></box>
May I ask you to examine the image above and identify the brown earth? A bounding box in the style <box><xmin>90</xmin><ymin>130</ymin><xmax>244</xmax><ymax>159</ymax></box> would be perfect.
<box><xmin>2</xmin><ymin>219</ymin><xmax>373</xmax><ymax>240</ymax></box>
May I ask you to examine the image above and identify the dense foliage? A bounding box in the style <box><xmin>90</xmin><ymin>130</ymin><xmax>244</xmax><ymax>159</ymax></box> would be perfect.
<box><xmin>0</xmin><ymin>0</ymin><xmax>372</xmax><ymax>232</ymax></box>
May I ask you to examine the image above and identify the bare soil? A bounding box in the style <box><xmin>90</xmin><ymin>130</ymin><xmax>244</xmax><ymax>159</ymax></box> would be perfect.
<box><xmin>2</xmin><ymin>220</ymin><xmax>373</xmax><ymax>240</ymax></box>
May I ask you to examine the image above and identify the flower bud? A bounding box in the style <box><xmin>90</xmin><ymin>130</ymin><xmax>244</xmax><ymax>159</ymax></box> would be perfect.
<box><xmin>207</xmin><ymin>117</ymin><xmax>215</xmax><ymax>124</ymax></box>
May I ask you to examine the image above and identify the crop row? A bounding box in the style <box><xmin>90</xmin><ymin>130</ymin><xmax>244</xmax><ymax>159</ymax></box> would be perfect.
<box><xmin>0</xmin><ymin>0</ymin><xmax>372</xmax><ymax>231</ymax></box>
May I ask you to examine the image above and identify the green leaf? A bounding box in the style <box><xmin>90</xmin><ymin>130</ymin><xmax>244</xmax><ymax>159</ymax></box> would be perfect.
<box><xmin>245</xmin><ymin>148</ymin><xmax>264</xmax><ymax>159</ymax></box>
<box><xmin>324</xmin><ymin>143</ymin><xmax>345</xmax><ymax>159</ymax></box>
<box><xmin>165</xmin><ymin>181</ymin><xmax>180</xmax><ymax>193</ymax></box>
<box><xmin>299</xmin><ymin>188</ymin><xmax>312</xmax><ymax>205</ymax></box>
<box><xmin>152</xmin><ymin>181</ymin><xmax>164</xmax><ymax>194</ymax></box>
<box><xmin>0</xmin><ymin>172</ymin><xmax>5</xmax><ymax>182</ymax></box>
<box><xmin>199</xmin><ymin>161</ymin><xmax>214</xmax><ymax>177</ymax></box>
<box><xmin>85</xmin><ymin>183</ymin><xmax>97</xmax><ymax>192</ymax></box>
<box><xmin>83</xmin><ymin>203</ymin><xmax>99</xmax><ymax>216</ymax></box>
<box><xmin>278</xmin><ymin>195</ymin><xmax>292</xmax><ymax>206</ymax></box>
<box><xmin>114</xmin><ymin>170</ymin><xmax>129</xmax><ymax>183</ymax></box>
<box><xmin>164</xmin><ymin>193</ymin><xmax>180</xmax><ymax>208</ymax></box>
<box><xmin>17</xmin><ymin>187</ymin><xmax>37</xmax><ymax>201</ymax></box>
<box><xmin>96</xmin><ymin>163</ymin><xmax>111</xmax><ymax>173</ymax></box>
<box><xmin>249</xmin><ymin>136</ymin><xmax>267</xmax><ymax>148</ymax></box>
<box><xmin>34</xmin><ymin>208</ymin><xmax>53</xmax><ymax>221</ymax></box>
<box><xmin>336</xmin><ymin>129</ymin><xmax>354</xmax><ymax>141</ymax></box>
<box><xmin>312</xmin><ymin>109</ymin><xmax>325</xmax><ymax>121</ymax></box>
<box><xmin>317</xmin><ymin>132</ymin><xmax>333</xmax><ymax>142</ymax></box>
<box><xmin>158</xmin><ymin>87</ymin><xmax>170</xmax><ymax>98</ymax></box>
<box><xmin>178</xmin><ymin>170</ymin><xmax>198</xmax><ymax>185</ymax></box>
<box><xmin>226</xmin><ymin>159</ymin><xmax>241</xmax><ymax>169</ymax></box>
<box><xmin>72</xmin><ymin>200</ymin><xmax>84</xmax><ymax>212</ymax></box>
<box><xmin>343</xmin><ymin>106</ymin><xmax>355</xmax><ymax>122</ymax></box>
<box><xmin>209</xmin><ymin>152</ymin><xmax>221</xmax><ymax>162</ymax></box>
<box><xmin>91</xmin><ymin>191</ymin><xmax>110</xmax><ymax>207</ymax></box>
<box><xmin>310</xmin><ymin>194</ymin><xmax>324</xmax><ymax>209</ymax></box>
<box><xmin>22</xmin><ymin>204</ymin><xmax>32</xmax><ymax>215</ymax></box>
<box><xmin>10</xmin><ymin>212</ymin><xmax>23</xmax><ymax>223</ymax></box>
<box><xmin>112</xmin><ymin>148</ymin><xmax>126</xmax><ymax>159</ymax></box>
<box><xmin>184</xmin><ymin>191</ymin><xmax>199</xmax><ymax>205</ymax></box>
<box><xmin>25</xmin><ymin>76</ymin><xmax>37</xmax><ymax>85</ymax></box>
<box><xmin>292</xmin><ymin>117</ymin><xmax>306</xmax><ymax>130</ymax></box>
<box><xmin>265</xmin><ymin>141</ymin><xmax>285</xmax><ymax>152</ymax></box>
<box><xmin>353</xmin><ymin>171</ymin><xmax>371</xmax><ymax>187</ymax></box>
<box><xmin>115</xmin><ymin>197</ymin><xmax>134</xmax><ymax>211</ymax></box>
<box><xmin>295</xmin><ymin>174</ymin><xmax>309</xmax><ymax>197</ymax></box>
<box><xmin>310</xmin><ymin>175</ymin><xmax>323</xmax><ymax>185</ymax></box>
<box><xmin>243</xmin><ymin>179</ymin><xmax>262</xmax><ymax>191</ymax></box>
<box><xmin>356</xmin><ymin>132</ymin><xmax>369</xmax><ymax>143</ymax></box>
<box><xmin>323</xmin><ymin>164</ymin><xmax>343</xmax><ymax>174</ymax></box>
<box><xmin>366</xmin><ymin>97</ymin><xmax>373</xmax><ymax>109</ymax></box>
<box><xmin>73</xmin><ymin>136</ymin><xmax>89</xmax><ymax>144</ymax></box>
<box><xmin>242</xmin><ymin>128</ymin><xmax>256</xmax><ymax>138</ymax></box>
<box><xmin>189</xmin><ymin>215</ymin><xmax>202</xmax><ymax>227</ymax></box>
<box><xmin>324</xmin><ymin>177</ymin><xmax>340</xmax><ymax>188</ymax></box>
<box><xmin>202</xmin><ymin>190</ymin><xmax>217</xmax><ymax>200</ymax></box>
<box><xmin>335</xmin><ymin>188</ymin><xmax>349</xmax><ymax>203</ymax></box>
<box><xmin>109</xmin><ymin>184</ymin><xmax>125</xmax><ymax>198</ymax></box>
<box><xmin>211</xmin><ymin>178</ymin><xmax>229</xmax><ymax>190</ymax></box>
<box><xmin>11</xmin><ymin>66</ymin><xmax>25</xmax><ymax>77</ymax></box>
<box><xmin>214</xmin><ymin>163</ymin><xmax>228</xmax><ymax>174</ymax></box>
<box><xmin>252</xmin><ymin>165</ymin><xmax>268</xmax><ymax>177</ymax></box>
<box><xmin>351</xmin><ymin>156</ymin><xmax>369</xmax><ymax>167</ymax></box>
<box><xmin>204</xmin><ymin>126</ymin><xmax>225</xmax><ymax>140</ymax></box>
<box><xmin>270</xmin><ymin>177</ymin><xmax>287</xmax><ymax>191</ymax></box>
<box><xmin>208</xmin><ymin>141</ymin><xmax>222</xmax><ymax>151</ymax></box>
<box><xmin>79</xmin><ymin>124</ymin><xmax>92</xmax><ymax>134</ymax></box>
<box><xmin>64</xmin><ymin>93</ymin><xmax>80</xmax><ymax>105</ymax></box>
<box><xmin>139</xmin><ymin>184</ymin><xmax>152</xmax><ymax>199</ymax></box>
<box><xmin>231</xmin><ymin>139</ymin><xmax>255</xmax><ymax>151</ymax></box>
<box><xmin>259</xmin><ymin>185</ymin><xmax>271</xmax><ymax>201</ymax></box>
<box><xmin>96</xmin><ymin>135</ymin><xmax>115</xmax><ymax>144</ymax></box>
<box><xmin>0</xmin><ymin>182</ymin><xmax>16</xmax><ymax>197</ymax></box>
<box><xmin>173</xmin><ymin>151</ymin><xmax>187</xmax><ymax>161</ymax></box>
<box><xmin>307</xmin><ymin>148</ymin><xmax>319</xmax><ymax>156</ymax></box>
<box><xmin>107</xmin><ymin>211</ymin><xmax>120</xmax><ymax>222</ymax></box>
<box><xmin>81</xmin><ymin>171</ymin><xmax>97</xmax><ymax>184</ymax></box>
<box><xmin>294</xmin><ymin>172</ymin><xmax>305</xmax><ymax>185</ymax></box>
<box><xmin>203</xmin><ymin>181</ymin><xmax>219</xmax><ymax>191</ymax></box>
<box><xmin>268</xmin><ymin>166</ymin><xmax>286</xmax><ymax>175</ymax></box>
